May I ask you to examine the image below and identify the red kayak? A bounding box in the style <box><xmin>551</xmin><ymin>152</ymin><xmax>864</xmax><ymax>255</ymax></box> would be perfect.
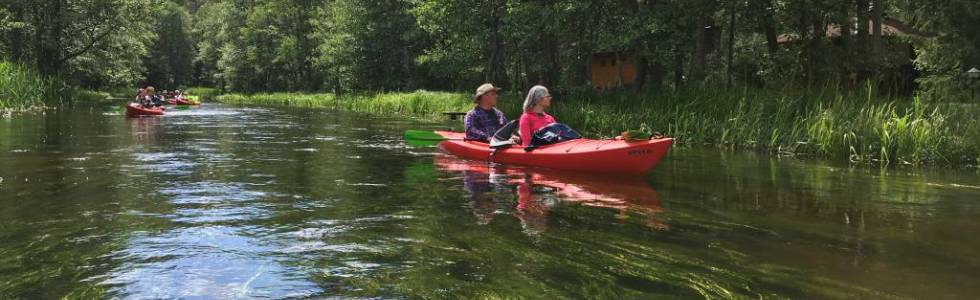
<box><xmin>435</xmin><ymin>131</ymin><xmax>672</xmax><ymax>174</ymax></box>
<box><xmin>125</xmin><ymin>103</ymin><xmax>164</xmax><ymax>117</ymax></box>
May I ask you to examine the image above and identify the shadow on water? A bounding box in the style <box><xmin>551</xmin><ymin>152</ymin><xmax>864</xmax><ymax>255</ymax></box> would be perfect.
<box><xmin>1</xmin><ymin>103</ymin><xmax>979</xmax><ymax>299</ymax></box>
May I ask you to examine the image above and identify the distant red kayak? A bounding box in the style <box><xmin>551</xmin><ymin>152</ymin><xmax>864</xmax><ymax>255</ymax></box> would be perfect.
<box><xmin>125</xmin><ymin>103</ymin><xmax>164</xmax><ymax>117</ymax></box>
<box><xmin>435</xmin><ymin>131</ymin><xmax>672</xmax><ymax>174</ymax></box>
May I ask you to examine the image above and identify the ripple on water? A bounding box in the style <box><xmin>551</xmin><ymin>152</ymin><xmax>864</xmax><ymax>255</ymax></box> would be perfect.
<box><xmin>157</xmin><ymin>182</ymin><xmax>283</xmax><ymax>224</ymax></box>
<box><xmin>104</xmin><ymin>226</ymin><xmax>322</xmax><ymax>299</ymax></box>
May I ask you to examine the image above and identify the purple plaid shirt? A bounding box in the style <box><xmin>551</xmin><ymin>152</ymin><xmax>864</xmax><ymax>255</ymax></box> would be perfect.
<box><xmin>463</xmin><ymin>106</ymin><xmax>507</xmax><ymax>142</ymax></box>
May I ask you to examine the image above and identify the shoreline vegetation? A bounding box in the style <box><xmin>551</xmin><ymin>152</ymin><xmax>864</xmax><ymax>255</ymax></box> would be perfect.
<box><xmin>0</xmin><ymin>61</ymin><xmax>105</xmax><ymax>112</ymax></box>
<box><xmin>217</xmin><ymin>88</ymin><xmax>980</xmax><ymax>168</ymax></box>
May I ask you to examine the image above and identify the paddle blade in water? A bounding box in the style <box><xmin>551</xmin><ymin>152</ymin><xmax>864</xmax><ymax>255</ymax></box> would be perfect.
<box><xmin>404</xmin><ymin>130</ymin><xmax>445</xmax><ymax>141</ymax></box>
<box><xmin>104</xmin><ymin>105</ymin><xmax>123</xmax><ymax>113</ymax></box>
<box><xmin>406</xmin><ymin>138</ymin><xmax>442</xmax><ymax>147</ymax></box>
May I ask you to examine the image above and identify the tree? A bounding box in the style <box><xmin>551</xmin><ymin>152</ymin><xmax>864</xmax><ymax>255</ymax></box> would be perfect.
<box><xmin>316</xmin><ymin>0</ymin><xmax>423</xmax><ymax>92</ymax></box>
<box><xmin>0</xmin><ymin>0</ymin><xmax>158</xmax><ymax>87</ymax></box>
<box><xmin>144</xmin><ymin>1</ymin><xmax>195</xmax><ymax>88</ymax></box>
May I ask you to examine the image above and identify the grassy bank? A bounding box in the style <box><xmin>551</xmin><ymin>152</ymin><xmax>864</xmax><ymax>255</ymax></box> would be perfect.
<box><xmin>218</xmin><ymin>91</ymin><xmax>472</xmax><ymax>120</ymax></box>
<box><xmin>0</xmin><ymin>61</ymin><xmax>105</xmax><ymax>111</ymax></box>
<box><xmin>216</xmin><ymin>88</ymin><xmax>980</xmax><ymax>166</ymax></box>
<box><xmin>186</xmin><ymin>87</ymin><xmax>220</xmax><ymax>99</ymax></box>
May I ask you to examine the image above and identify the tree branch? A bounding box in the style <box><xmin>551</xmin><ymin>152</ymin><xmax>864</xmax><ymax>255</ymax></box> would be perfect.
<box><xmin>59</xmin><ymin>18</ymin><xmax>119</xmax><ymax>64</ymax></box>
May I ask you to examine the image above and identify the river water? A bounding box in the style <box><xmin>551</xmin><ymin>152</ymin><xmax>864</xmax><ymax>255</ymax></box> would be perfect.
<box><xmin>1</xmin><ymin>103</ymin><xmax>978</xmax><ymax>299</ymax></box>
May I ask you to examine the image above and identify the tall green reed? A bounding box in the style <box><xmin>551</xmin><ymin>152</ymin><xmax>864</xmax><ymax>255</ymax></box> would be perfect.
<box><xmin>215</xmin><ymin>86</ymin><xmax>976</xmax><ymax>165</ymax></box>
<box><xmin>1</xmin><ymin>60</ymin><xmax>104</xmax><ymax>111</ymax></box>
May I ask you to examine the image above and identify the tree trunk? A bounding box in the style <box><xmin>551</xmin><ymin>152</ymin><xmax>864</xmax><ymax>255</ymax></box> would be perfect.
<box><xmin>580</xmin><ymin>51</ymin><xmax>592</xmax><ymax>87</ymax></box>
<box><xmin>759</xmin><ymin>0</ymin><xmax>778</xmax><ymax>54</ymax></box>
<box><xmin>855</xmin><ymin>0</ymin><xmax>870</xmax><ymax>81</ymax></box>
<box><xmin>839</xmin><ymin>5</ymin><xmax>852</xmax><ymax>47</ymax></box>
<box><xmin>7</xmin><ymin>3</ymin><xmax>26</xmax><ymax>62</ymax></box>
<box><xmin>487</xmin><ymin>0</ymin><xmax>508</xmax><ymax>85</ymax></box>
<box><xmin>649</xmin><ymin>63</ymin><xmax>666</xmax><ymax>91</ymax></box>
<box><xmin>871</xmin><ymin>0</ymin><xmax>883</xmax><ymax>73</ymax></box>
<box><xmin>674</xmin><ymin>47</ymin><xmax>685</xmax><ymax>89</ymax></box>
<box><xmin>727</xmin><ymin>0</ymin><xmax>737</xmax><ymax>87</ymax></box>
<box><xmin>690</xmin><ymin>15</ymin><xmax>708</xmax><ymax>82</ymax></box>
<box><xmin>35</xmin><ymin>0</ymin><xmax>67</xmax><ymax>75</ymax></box>
<box><xmin>614</xmin><ymin>52</ymin><xmax>624</xmax><ymax>88</ymax></box>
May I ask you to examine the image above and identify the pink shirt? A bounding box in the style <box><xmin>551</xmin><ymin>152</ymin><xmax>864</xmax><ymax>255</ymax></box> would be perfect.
<box><xmin>518</xmin><ymin>111</ymin><xmax>556</xmax><ymax>147</ymax></box>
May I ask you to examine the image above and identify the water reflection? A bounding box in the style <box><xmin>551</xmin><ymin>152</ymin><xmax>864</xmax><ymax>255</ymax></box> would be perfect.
<box><xmin>433</xmin><ymin>154</ymin><xmax>667</xmax><ymax>234</ymax></box>
<box><xmin>125</xmin><ymin>115</ymin><xmax>163</xmax><ymax>141</ymax></box>
<box><xmin>3</xmin><ymin>103</ymin><xmax>980</xmax><ymax>299</ymax></box>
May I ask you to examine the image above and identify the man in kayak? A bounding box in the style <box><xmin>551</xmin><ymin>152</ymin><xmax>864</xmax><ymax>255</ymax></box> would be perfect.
<box><xmin>463</xmin><ymin>83</ymin><xmax>508</xmax><ymax>142</ymax></box>
<box><xmin>519</xmin><ymin>85</ymin><xmax>580</xmax><ymax>150</ymax></box>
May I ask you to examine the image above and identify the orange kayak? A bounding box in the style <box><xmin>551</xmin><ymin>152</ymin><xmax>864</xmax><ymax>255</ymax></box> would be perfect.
<box><xmin>125</xmin><ymin>103</ymin><xmax>164</xmax><ymax>117</ymax></box>
<box><xmin>435</xmin><ymin>131</ymin><xmax>672</xmax><ymax>174</ymax></box>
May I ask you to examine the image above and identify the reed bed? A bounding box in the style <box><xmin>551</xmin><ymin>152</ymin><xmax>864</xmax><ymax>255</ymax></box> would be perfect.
<box><xmin>1</xmin><ymin>60</ymin><xmax>105</xmax><ymax>111</ymax></box>
<box><xmin>217</xmin><ymin>87</ymin><xmax>979</xmax><ymax>166</ymax></box>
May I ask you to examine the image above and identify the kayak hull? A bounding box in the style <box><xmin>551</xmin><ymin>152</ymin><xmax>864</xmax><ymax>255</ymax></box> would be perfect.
<box><xmin>435</xmin><ymin>131</ymin><xmax>672</xmax><ymax>174</ymax></box>
<box><xmin>125</xmin><ymin>103</ymin><xmax>164</xmax><ymax>117</ymax></box>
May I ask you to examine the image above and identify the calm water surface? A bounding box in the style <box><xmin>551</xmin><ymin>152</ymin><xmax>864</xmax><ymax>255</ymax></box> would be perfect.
<box><xmin>1</xmin><ymin>103</ymin><xmax>978</xmax><ymax>299</ymax></box>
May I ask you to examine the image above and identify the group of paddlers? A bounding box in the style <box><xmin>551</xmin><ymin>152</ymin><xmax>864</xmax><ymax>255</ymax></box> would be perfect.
<box><xmin>134</xmin><ymin>86</ymin><xmax>187</xmax><ymax>108</ymax></box>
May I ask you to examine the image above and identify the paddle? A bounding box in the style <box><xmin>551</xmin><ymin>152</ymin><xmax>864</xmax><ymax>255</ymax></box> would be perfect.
<box><xmin>404</xmin><ymin>130</ymin><xmax>462</xmax><ymax>147</ymax></box>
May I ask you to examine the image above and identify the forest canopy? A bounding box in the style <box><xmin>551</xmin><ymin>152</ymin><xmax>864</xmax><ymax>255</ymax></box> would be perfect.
<box><xmin>0</xmin><ymin>0</ymin><xmax>977</xmax><ymax>100</ymax></box>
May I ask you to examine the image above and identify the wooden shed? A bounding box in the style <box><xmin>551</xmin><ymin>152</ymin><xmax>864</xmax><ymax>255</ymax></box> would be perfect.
<box><xmin>590</xmin><ymin>52</ymin><xmax>637</xmax><ymax>89</ymax></box>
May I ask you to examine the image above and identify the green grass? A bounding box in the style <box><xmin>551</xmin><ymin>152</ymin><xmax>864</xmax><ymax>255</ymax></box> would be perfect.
<box><xmin>218</xmin><ymin>90</ymin><xmax>473</xmax><ymax>120</ymax></box>
<box><xmin>0</xmin><ymin>60</ymin><xmax>106</xmax><ymax>111</ymax></box>
<box><xmin>216</xmin><ymin>87</ymin><xmax>980</xmax><ymax>166</ymax></box>
<box><xmin>185</xmin><ymin>87</ymin><xmax>220</xmax><ymax>99</ymax></box>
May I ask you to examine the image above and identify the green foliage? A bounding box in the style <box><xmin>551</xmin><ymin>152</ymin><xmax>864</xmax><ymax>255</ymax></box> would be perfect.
<box><xmin>217</xmin><ymin>87</ymin><xmax>979</xmax><ymax>165</ymax></box>
<box><xmin>0</xmin><ymin>0</ymin><xmax>158</xmax><ymax>88</ymax></box>
<box><xmin>314</xmin><ymin>0</ymin><xmax>423</xmax><ymax>92</ymax></box>
<box><xmin>905</xmin><ymin>0</ymin><xmax>980</xmax><ymax>101</ymax></box>
<box><xmin>4</xmin><ymin>0</ymin><xmax>980</xmax><ymax>98</ymax></box>
<box><xmin>144</xmin><ymin>1</ymin><xmax>195</xmax><ymax>88</ymax></box>
<box><xmin>217</xmin><ymin>90</ymin><xmax>472</xmax><ymax>121</ymax></box>
<box><xmin>0</xmin><ymin>60</ymin><xmax>105</xmax><ymax>110</ymax></box>
<box><xmin>193</xmin><ymin>0</ymin><xmax>322</xmax><ymax>92</ymax></box>
<box><xmin>185</xmin><ymin>86</ymin><xmax>219</xmax><ymax>99</ymax></box>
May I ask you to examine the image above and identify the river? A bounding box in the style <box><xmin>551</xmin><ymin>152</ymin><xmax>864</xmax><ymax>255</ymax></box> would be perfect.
<box><xmin>1</xmin><ymin>103</ymin><xmax>978</xmax><ymax>299</ymax></box>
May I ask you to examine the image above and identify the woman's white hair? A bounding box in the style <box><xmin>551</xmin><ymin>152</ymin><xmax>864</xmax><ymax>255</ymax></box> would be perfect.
<box><xmin>522</xmin><ymin>85</ymin><xmax>550</xmax><ymax>112</ymax></box>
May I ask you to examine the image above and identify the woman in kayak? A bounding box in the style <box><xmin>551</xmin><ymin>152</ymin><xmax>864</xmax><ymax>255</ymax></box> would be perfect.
<box><xmin>463</xmin><ymin>83</ymin><xmax>507</xmax><ymax>142</ymax></box>
<box><xmin>136</xmin><ymin>88</ymin><xmax>157</xmax><ymax>108</ymax></box>
<box><xmin>145</xmin><ymin>86</ymin><xmax>165</xmax><ymax>107</ymax></box>
<box><xmin>518</xmin><ymin>85</ymin><xmax>580</xmax><ymax>150</ymax></box>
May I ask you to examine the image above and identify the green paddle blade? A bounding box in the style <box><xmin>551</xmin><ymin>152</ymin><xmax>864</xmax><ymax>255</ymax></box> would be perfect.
<box><xmin>404</xmin><ymin>130</ymin><xmax>446</xmax><ymax>141</ymax></box>
<box><xmin>406</xmin><ymin>138</ymin><xmax>442</xmax><ymax>147</ymax></box>
<box><xmin>404</xmin><ymin>130</ymin><xmax>446</xmax><ymax>147</ymax></box>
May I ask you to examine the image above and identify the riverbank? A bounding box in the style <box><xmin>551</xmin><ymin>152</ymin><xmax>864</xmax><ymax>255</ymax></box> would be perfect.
<box><xmin>217</xmin><ymin>88</ymin><xmax>979</xmax><ymax>167</ymax></box>
<box><xmin>0</xmin><ymin>61</ymin><xmax>105</xmax><ymax>112</ymax></box>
